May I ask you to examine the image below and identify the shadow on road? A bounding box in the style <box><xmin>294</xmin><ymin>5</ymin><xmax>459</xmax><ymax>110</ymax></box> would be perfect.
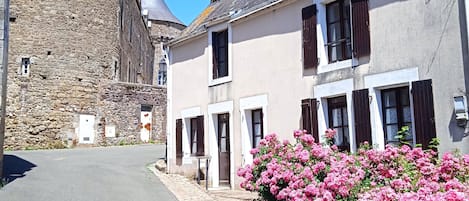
<box><xmin>2</xmin><ymin>155</ymin><xmax>37</xmax><ymax>185</ymax></box>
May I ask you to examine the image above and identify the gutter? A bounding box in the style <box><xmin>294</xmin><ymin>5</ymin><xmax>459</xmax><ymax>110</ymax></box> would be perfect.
<box><xmin>229</xmin><ymin>0</ymin><xmax>287</xmax><ymax>23</ymax></box>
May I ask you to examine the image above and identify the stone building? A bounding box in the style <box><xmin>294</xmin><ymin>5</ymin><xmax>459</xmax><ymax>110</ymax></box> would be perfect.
<box><xmin>4</xmin><ymin>0</ymin><xmax>181</xmax><ymax>150</ymax></box>
<box><xmin>0</xmin><ymin>0</ymin><xmax>9</xmax><ymax>179</ymax></box>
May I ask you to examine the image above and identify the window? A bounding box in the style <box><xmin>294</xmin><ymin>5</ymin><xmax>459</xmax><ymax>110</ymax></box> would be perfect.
<box><xmin>212</xmin><ymin>30</ymin><xmax>228</xmax><ymax>79</ymax></box>
<box><xmin>252</xmin><ymin>109</ymin><xmax>263</xmax><ymax>148</ymax></box>
<box><xmin>326</xmin><ymin>0</ymin><xmax>352</xmax><ymax>63</ymax></box>
<box><xmin>190</xmin><ymin>118</ymin><xmax>198</xmax><ymax>154</ymax></box>
<box><xmin>301</xmin><ymin>0</ymin><xmax>370</xmax><ymax>71</ymax></box>
<box><xmin>218</xmin><ymin>113</ymin><xmax>230</xmax><ymax>153</ymax></box>
<box><xmin>21</xmin><ymin>58</ymin><xmax>31</xmax><ymax>76</ymax></box>
<box><xmin>158</xmin><ymin>60</ymin><xmax>167</xmax><ymax>86</ymax></box>
<box><xmin>327</xmin><ymin>96</ymin><xmax>349</xmax><ymax>151</ymax></box>
<box><xmin>190</xmin><ymin>116</ymin><xmax>204</xmax><ymax>156</ymax></box>
<box><xmin>381</xmin><ymin>87</ymin><xmax>412</xmax><ymax>145</ymax></box>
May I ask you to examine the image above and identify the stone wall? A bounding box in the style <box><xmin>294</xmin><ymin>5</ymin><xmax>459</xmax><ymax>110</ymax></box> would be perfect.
<box><xmin>4</xmin><ymin>0</ymin><xmax>165</xmax><ymax>150</ymax></box>
<box><xmin>119</xmin><ymin>0</ymin><xmax>155</xmax><ymax>85</ymax></box>
<box><xmin>98</xmin><ymin>82</ymin><xmax>166</xmax><ymax>145</ymax></box>
<box><xmin>5</xmin><ymin>0</ymin><xmax>120</xmax><ymax>150</ymax></box>
<box><xmin>0</xmin><ymin>0</ymin><xmax>8</xmax><ymax>179</ymax></box>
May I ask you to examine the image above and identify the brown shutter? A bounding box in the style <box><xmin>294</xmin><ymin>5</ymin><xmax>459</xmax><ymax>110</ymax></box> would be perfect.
<box><xmin>353</xmin><ymin>89</ymin><xmax>372</xmax><ymax>147</ymax></box>
<box><xmin>176</xmin><ymin>119</ymin><xmax>183</xmax><ymax>166</ymax></box>
<box><xmin>196</xmin><ymin>115</ymin><xmax>205</xmax><ymax>156</ymax></box>
<box><xmin>351</xmin><ymin>0</ymin><xmax>371</xmax><ymax>58</ymax></box>
<box><xmin>302</xmin><ymin>5</ymin><xmax>318</xmax><ymax>70</ymax></box>
<box><xmin>301</xmin><ymin>98</ymin><xmax>319</xmax><ymax>142</ymax></box>
<box><xmin>412</xmin><ymin>79</ymin><xmax>437</xmax><ymax>150</ymax></box>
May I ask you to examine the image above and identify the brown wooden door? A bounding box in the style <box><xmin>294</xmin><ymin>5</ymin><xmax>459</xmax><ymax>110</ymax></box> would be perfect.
<box><xmin>217</xmin><ymin>113</ymin><xmax>230</xmax><ymax>184</ymax></box>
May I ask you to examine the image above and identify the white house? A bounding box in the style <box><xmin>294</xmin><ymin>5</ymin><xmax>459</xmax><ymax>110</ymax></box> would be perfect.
<box><xmin>167</xmin><ymin>0</ymin><xmax>469</xmax><ymax>189</ymax></box>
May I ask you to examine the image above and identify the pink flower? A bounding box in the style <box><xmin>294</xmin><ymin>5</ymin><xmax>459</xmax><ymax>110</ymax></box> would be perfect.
<box><xmin>250</xmin><ymin>148</ymin><xmax>259</xmax><ymax>155</ymax></box>
<box><xmin>325</xmin><ymin>129</ymin><xmax>336</xmax><ymax>139</ymax></box>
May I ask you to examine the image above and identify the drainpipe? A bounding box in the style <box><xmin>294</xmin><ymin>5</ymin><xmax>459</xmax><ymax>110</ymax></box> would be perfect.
<box><xmin>0</xmin><ymin>0</ymin><xmax>10</xmax><ymax>180</ymax></box>
<box><xmin>460</xmin><ymin>0</ymin><xmax>469</xmax><ymax>98</ymax></box>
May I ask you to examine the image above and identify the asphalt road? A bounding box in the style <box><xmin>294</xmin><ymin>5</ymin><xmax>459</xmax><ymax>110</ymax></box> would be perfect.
<box><xmin>0</xmin><ymin>144</ymin><xmax>177</xmax><ymax>201</ymax></box>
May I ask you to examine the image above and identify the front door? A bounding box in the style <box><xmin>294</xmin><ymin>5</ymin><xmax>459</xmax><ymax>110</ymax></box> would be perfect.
<box><xmin>79</xmin><ymin>115</ymin><xmax>95</xmax><ymax>144</ymax></box>
<box><xmin>140</xmin><ymin>105</ymin><xmax>152</xmax><ymax>143</ymax></box>
<box><xmin>217</xmin><ymin>113</ymin><xmax>230</xmax><ymax>185</ymax></box>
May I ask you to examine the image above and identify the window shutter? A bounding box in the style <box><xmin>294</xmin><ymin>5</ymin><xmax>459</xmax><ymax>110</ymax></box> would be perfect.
<box><xmin>301</xmin><ymin>98</ymin><xmax>319</xmax><ymax>142</ymax></box>
<box><xmin>176</xmin><ymin>119</ymin><xmax>183</xmax><ymax>166</ymax></box>
<box><xmin>353</xmin><ymin>89</ymin><xmax>372</xmax><ymax>147</ymax></box>
<box><xmin>412</xmin><ymin>79</ymin><xmax>437</xmax><ymax>150</ymax></box>
<box><xmin>196</xmin><ymin>115</ymin><xmax>205</xmax><ymax>156</ymax></box>
<box><xmin>351</xmin><ymin>0</ymin><xmax>371</xmax><ymax>58</ymax></box>
<box><xmin>302</xmin><ymin>5</ymin><xmax>318</xmax><ymax>70</ymax></box>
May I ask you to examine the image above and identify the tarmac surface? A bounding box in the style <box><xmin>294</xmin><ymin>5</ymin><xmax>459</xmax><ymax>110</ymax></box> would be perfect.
<box><xmin>0</xmin><ymin>144</ymin><xmax>177</xmax><ymax>201</ymax></box>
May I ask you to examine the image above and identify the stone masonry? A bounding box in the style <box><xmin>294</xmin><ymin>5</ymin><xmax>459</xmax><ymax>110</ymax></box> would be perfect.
<box><xmin>4</xmin><ymin>0</ymin><xmax>167</xmax><ymax>150</ymax></box>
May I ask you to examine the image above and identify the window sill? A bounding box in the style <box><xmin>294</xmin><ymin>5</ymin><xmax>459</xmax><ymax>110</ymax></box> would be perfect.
<box><xmin>318</xmin><ymin>58</ymin><xmax>357</xmax><ymax>74</ymax></box>
<box><xmin>209</xmin><ymin>76</ymin><xmax>232</xmax><ymax>87</ymax></box>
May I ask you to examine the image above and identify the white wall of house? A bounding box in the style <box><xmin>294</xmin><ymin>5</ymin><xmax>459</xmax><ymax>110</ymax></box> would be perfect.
<box><xmin>168</xmin><ymin>0</ymin><xmax>469</xmax><ymax>189</ymax></box>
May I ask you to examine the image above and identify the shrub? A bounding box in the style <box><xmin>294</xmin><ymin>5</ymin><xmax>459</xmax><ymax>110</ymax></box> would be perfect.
<box><xmin>237</xmin><ymin>130</ymin><xmax>469</xmax><ymax>201</ymax></box>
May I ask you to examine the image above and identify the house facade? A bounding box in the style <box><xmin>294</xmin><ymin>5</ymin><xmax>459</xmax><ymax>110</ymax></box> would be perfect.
<box><xmin>167</xmin><ymin>0</ymin><xmax>469</xmax><ymax>189</ymax></box>
<box><xmin>4</xmin><ymin>0</ymin><xmax>179</xmax><ymax>150</ymax></box>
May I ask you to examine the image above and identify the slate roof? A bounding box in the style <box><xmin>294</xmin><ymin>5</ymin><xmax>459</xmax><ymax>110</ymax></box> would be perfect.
<box><xmin>141</xmin><ymin>0</ymin><xmax>184</xmax><ymax>26</ymax></box>
<box><xmin>175</xmin><ymin>0</ymin><xmax>283</xmax><ymax>44</ymax></box>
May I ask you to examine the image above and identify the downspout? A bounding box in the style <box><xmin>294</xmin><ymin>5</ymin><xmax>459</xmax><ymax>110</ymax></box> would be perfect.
<box><xmin>0</xmin><ymin>0</ymin><xmax>10</xmax><ymax>180</ymax></box>
<box><xmin>461</xmin><ymin>0</ymin><xmax>469</xmax><ymax>96</ymax></box>
<box><xmin>458</xmin><ymin>0</ymin><xmax>469</xmax><ymax>135</ymax></box>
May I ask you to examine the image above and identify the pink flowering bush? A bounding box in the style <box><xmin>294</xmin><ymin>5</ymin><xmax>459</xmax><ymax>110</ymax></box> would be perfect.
<box><xmin>237</xmin><ymin>130</ymin><xmax>469</xmax><ymax>201</ymax></box>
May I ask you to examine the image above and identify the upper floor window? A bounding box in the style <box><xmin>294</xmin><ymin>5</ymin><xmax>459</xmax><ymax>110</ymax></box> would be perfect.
<box><xmin>212</xmin><ymin>30</ymin><xmax>228</xmax><ymax>79</ymax></box>
<box><xmin>381</xmin><ymin>87</ymin><xmax>413</xmax><ymax>146</ymax></box>
<box><xmin>326</xmin><ymin>0</ymin><xmax>352</xmax><ymax>63</ymax></box>
<box><xmin>302</xmin><ymin>0</ymin><xmax>370</xmax><ymax>71</ymax></box>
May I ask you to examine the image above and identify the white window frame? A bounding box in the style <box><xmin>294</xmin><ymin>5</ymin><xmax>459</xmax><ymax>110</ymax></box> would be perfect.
<box><xmin>315</xmin><ymin>0</ymin><xmax>358</xmax><ymax>74</ymax></box>
<box><xmin>364</xmin><ymin>68</ymin><xmax>419</xmax><ymax>150</ymax></box>
<box><xmin>180</xmin><ymin>107</ymin><xmax>203</xmax><ymax>164</ymax></box>
<box><xmin>314</xmin><ymin>79</ymin><xmax>355</xmax><ymax>152</ymax></box>
<box><xmin>208</xmin><ymin>23</ymin><xmax>233</xmax><ymax>86</ymax></box>
<box><xmin>239</xmin><ymin>95</ymin><xmax>268</xmax><ymax>166</ymax></box>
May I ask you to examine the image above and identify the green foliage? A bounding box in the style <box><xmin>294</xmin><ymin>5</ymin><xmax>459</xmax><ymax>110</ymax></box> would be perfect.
<box><xmin>428</xmin><ymin>138</ymin><xmax>440</xmax><ymax>150</ymax></box>
<box><xmin>395</xmin><ymin>126</ymin><xmax>412</xmax><ymax>147</ymax></box>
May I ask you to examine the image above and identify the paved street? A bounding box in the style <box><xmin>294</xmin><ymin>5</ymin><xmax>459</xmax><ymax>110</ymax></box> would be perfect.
<box><xmin>0</xmin><ymin>144</ymin><xmax>177</xmax><ymax>201</ymax></box>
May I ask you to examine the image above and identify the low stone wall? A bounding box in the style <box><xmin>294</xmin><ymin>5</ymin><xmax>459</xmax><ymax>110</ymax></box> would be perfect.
<box><xmin>97</xmin><ymin>82</ymin><xmax>167</xmax><ymax>146</ymax></box>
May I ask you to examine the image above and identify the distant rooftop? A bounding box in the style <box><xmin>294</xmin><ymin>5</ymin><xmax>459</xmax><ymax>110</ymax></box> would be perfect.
<box><xmin>141</xmin><ymin>0</ymin><xmax>185</xmax><ymax>26</ymax></box>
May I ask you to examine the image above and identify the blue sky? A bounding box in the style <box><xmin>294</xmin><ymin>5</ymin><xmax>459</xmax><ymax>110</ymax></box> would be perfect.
<box><xmin>166</xmin><ymin>0</ymin><xmax>210</xmax><ymax>25</ymax></box>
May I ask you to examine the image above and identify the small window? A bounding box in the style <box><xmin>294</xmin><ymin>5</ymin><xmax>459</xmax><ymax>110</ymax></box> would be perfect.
<box><xmin>381</xmin><ymin>87</ymin><xmax>413</xmax><ymax>145</ymax></box>
<box><xmin>158</xmin><ymin>60</ymin><xmax>167</xmax><ymax>86</ymax></box>
<box><xmin>252</xmin><ymin>109</ymin><xmax>264</xmax><ymax>148</ymax></box>
<box><xmin>212</xmin><ymin>30</ymin><xmax>229</xmax><ymax>79</ymax></box>
<box><xmin>21</xmin><ymin>58</ymin><xmax>31</xmax><ymax>76</ymax></box>
<box><xmin>326</xmin><ymin>0</ymin><xmax>352</xmax><ymax>63</ymax></box>
<box><xmin>327</xmin><ymin>96</ymin><xmax>349</xmax><ymax>151</ymax></box>
<box><xmin>190</xmin><ymin>118</ymin><xmax>198</xmax><ymax>155</ymax></box>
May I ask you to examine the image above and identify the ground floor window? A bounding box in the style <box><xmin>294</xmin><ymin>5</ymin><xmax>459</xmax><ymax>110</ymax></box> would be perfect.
<box><xmin>218</xmin><ymin>113</ymin><xmax>230</xmax><ymax>152</ymax></box>
<box><xmin>252</xmin><ymin>109</ymin><xmax>263</xmax><ymax>148</ymax></box>
<box><xmin>190</xmin><ymin>118</ymin><xmax>198</xmax><ymax>154</ymax></box>
<box><xmin>327</xmin><ymin>96</ymin><xmax>349</xmax><ymax>151</ymax></box>
<box><xmin>381</xmin><ymin>86</ymin><xmax>413</xmax><ymax>145</ymax></box>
